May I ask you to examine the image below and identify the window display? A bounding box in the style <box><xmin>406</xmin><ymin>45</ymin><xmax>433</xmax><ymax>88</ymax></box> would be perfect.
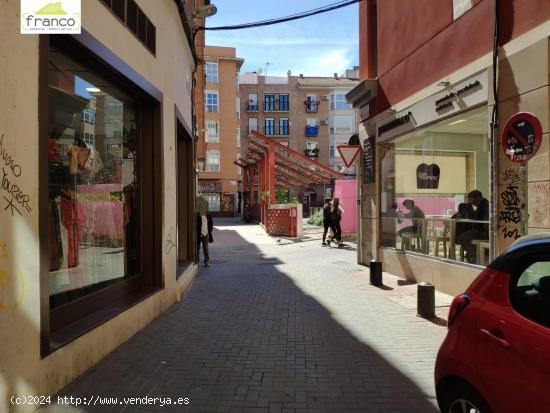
<box><xmin>380</xmin><ymin>106</ymin><xmax>490</xmax><ymax>265</ymax></box>
<box><xmin>48</xmin><ymin>43</ymin><xmax>140</xmax><ymax>306</ymax></box>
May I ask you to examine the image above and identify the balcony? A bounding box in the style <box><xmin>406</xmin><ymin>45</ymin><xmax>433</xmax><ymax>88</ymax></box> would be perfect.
<box><xmin>247</xmin><ymin>104</ymin><xmax>258</xmax><ymax>111</ymax></box>
<box><xmin>305</xmin><ymin>126</ymin><xmax>318</xmax><ymax>137</ymax></box>
<box><xmin>305</xmin><ymin>101</ymin><xmax>319</xmax><ymax>113</ymax></box>
<box><xmin>304</xmin><ymin>148</ymin><xmax>320</xmax><ymax>159</ymax></box>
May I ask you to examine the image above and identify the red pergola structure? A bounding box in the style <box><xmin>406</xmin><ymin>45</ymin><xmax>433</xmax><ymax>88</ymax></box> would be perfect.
<box><xmin>235</xmin><ymin>130</ymin><xmax>344</xmax><ymax>225</ymax></box>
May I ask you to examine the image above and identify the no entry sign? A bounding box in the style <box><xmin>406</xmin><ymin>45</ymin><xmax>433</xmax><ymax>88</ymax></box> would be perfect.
<box><xmin>501</xmin><ymin>112</ymin><xmax>543</xmax><ymax>163</ymax></box>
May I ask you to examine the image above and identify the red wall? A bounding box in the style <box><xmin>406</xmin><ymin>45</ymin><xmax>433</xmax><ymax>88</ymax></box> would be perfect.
<box><xmin>365</xmin><ymin>0</ymin><xmax>550</xmax><ymax>117</ymax></box>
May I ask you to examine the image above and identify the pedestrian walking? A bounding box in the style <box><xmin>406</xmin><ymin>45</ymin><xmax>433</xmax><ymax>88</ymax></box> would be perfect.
<box><xmin>321</xmin><ymin>198</ymin><xmax>332</xmax><ymax>246</ymax></box>
<box><xmin>327</xmin><ymin>198</ymin><xmax>344</xmax><ymax>248</ymax></box>
<box><xmin>196</xmin><ymin>198</ymin><xmax>214</xmax><ymax>267</ymax></box>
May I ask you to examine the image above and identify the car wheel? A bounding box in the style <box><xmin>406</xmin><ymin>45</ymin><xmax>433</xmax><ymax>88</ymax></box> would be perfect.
<box><xmin>439</xmin><ymin>381</ymin><xmax>492</xmax><ymax>413</ymax></box>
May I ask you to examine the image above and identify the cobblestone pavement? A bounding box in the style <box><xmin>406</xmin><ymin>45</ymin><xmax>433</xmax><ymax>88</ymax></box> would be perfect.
<box><xmin>44</xmin><ymin>218</ymin><xmax>451</xmax><ymax>413</ymax></box>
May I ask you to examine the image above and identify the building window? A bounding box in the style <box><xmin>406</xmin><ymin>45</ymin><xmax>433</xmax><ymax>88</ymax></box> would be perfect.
<box><xmin>205</xmin><ymin>90</ymin><xmax>218</xmax><ymax>113</ymax></box>
<box><xmin>306</xmin><ymin>95</ymin><xmax>318</xmax><ymax>112</ymax></box>
<box><xmin>330</xmin><ymin>115</ymin><xmax>353</xmax><ymax>134</ymax></box>
<box><xmin>45</xmin><ymin>36</ymin><xmax>161</xmax><ymax>345</ymax></box>
<box><xmin>248</xmin><ymin>93</ymin><xmax>258</xmax><ymax>111</ymax></box>
<box><xmin>264</xmin><ymin>118</ymin><xmax>275</xmax><ymax>135</ymax></box>
<box><xmin>236</xmin><ymin>127</ymin><xmax>241</xmax><ymax>147</ymax></box>
<box><xmin>99</xmin><ymin>0</ymin><xmax>156</xmax><ymax>54</ymax></box>
<box><xmin>279</xmin><ymin>118</ymin><xmax>289</xmax><ymax>135</ymax></box>
<box><xmin>237</xmin><ymin>153</ymin><xmax>242</xmax><ymax>175</ymax></box>
<box><xmin>205</xmin><ymin>60</ymin><xmax>218</xmax><ymax>83</ymax></box>
<box><xmin>281</xmin><ymin>141</ymin><xmax>289</xmax><ymax>147</ymax></box>
<box><xmin>264</xmin><ymin>94</ymin><xmax>275</xmax><ymax>111</ymax></box>
<box><xmin>205</xmin><ymin>120</ymin><xmax>219</xmax><ymax>143</ymax></box>
<box><xmin>379</xmin><ymin>106</ymin><xmax>489</xmax><ymax>265</ymax></box>
<box><xmin>278</xmin><ymin>94</ymin><xmax>289</xmax><ymax>111</ymax></box>
<box><xmin>248</xmin><ymin>117</ymin><xmax>258</xmax><ymax>134</ymax></box>
<box><xmin>236</xmin><ymin>97</ymin><xmax>240</xmax><ymax>119</ymax></box>
<box><xmin>206</xmin><ymin>150</ymin><xmax>221</xmax><ymax>172</ymax></box>
<box><xmin>330</xmin><ymin>93</ymin><xmax>352</xmax><ymax>110</ymax></box>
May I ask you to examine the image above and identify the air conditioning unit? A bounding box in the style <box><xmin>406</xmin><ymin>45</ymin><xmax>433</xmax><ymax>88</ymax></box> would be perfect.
<box><xmin>320</xmin><ymin>119</ymin><xmax>329</xmax><ymax>125</ymax></box>
<box><xmin>321</xmin><ymin>95</ymin><xmax>329</xmax><ymax>101</ymax></box>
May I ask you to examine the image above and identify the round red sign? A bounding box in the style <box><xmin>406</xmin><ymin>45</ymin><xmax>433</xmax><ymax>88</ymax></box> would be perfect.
<box><xmin>501</xmin><ymin>112</ymin><xmax>543</xmax><ymax>163</ymax></box>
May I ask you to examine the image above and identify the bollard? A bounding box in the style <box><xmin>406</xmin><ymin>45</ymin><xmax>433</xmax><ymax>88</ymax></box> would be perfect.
<box><xmin>417</xmin><ymin>282</ymin><xmax>436</xmax><ymax>319</ymax></box>
<box><xmin>369</xmin><ymin>260</ymin><xmax>383</xmax><ymax>286</ymax></box>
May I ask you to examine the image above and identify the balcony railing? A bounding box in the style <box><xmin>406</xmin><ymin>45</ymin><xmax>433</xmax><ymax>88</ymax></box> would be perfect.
<box><xmin>305</xmin><ymin>101</ymin><xmax>318</xmax><ymax>112</ymax></box>
<box><xmin>247</xmin><ymin>104</ymin><xmax>258</xmax><ymax>111</ymax></box>
<box><xmin>305</xmin><ymin>126</ymin><xmax>319</xmax><ymax>137</ymax></box>
<box><xmin>304</xmin><ymin>148</ymin><xmax>319</xmax><ymax>159</ymax></box>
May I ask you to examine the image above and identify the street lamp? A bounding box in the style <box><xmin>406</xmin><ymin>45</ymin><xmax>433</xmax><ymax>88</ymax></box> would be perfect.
<box><xmin>193</xmin><ymin>4</ymin><xmax>217</xmax><ymax>18</ymax></box>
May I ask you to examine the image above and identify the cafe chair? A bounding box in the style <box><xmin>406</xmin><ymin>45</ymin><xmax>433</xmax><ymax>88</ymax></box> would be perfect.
<box><xmin>425</xmin><ymin>219</ymin><xmax>451</xmax><ymax>258</ymax></box>
<box><xmin>400</xmin><ymin>219</ymin><xmax>425</xmax><ymax>253</ymax></box>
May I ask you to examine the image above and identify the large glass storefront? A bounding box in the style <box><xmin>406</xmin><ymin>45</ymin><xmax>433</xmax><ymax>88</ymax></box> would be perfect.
<box><xmin>45</xmin><ymin>37</ymin><xmax>162</xmax><ymax>337</ymax></box>
<box><xmin>380</xmin><ymin>106</ymin><xmax>490</xmax><ymax>265</ymax></box>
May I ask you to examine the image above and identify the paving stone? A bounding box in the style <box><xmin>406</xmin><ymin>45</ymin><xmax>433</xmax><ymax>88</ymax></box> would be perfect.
<box><xmin>40</xmin><ymin>218</ymin><xmax>449</xmax><ymax>413</ymax></box>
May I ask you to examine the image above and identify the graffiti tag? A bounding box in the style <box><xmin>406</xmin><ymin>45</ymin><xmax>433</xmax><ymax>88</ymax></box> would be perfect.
<box><xmin>0</xmin><ymin>134</ymin><xmax>32</xmax><ymax>216</ymax></box>
<box><xmin>165</xmin><ymin>227</ymin><xmax>176</xmax><ymax>255</ymax></box>
<box><xmin>501</xmin><ymin>167</ymin><xmax>525</xmax><ymax>184</ymax></box>
<box><xmin>499</xmin><ymin>184</ymin><xmax>523</xmax><ymax>239</ymax></box>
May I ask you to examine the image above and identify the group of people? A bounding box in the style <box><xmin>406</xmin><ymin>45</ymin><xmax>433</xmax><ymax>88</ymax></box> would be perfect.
<box><xmin>321</xmin><ymin>198</ymin><xmax>344</xmax><ymax>248</ymax></box>
<box><xmin>396</xmin><ymin>190</ymin><xmax>489</xmax><ymax>263</ymax></box>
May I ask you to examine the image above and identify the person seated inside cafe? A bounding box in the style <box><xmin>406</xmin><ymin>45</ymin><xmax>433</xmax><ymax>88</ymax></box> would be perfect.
<box><xmin>457</xmin><ymin>190</ymin><xmax>489</xmax><ymax>263</ymax></box>
<box><xmin>451</xmin><ymin>202</ymin><xmax>475</xmax><ymax>242</ymax></box>
<box><xmin>398</xmin><ymin>199</ymin><xmax>426</xmax><ymax>238</ymax></box>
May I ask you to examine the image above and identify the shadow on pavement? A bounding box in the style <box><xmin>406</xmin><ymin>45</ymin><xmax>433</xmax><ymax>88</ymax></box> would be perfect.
<box><xmin>43</xmin><ymin>219</ymin><xmax>440</xmax><ymax>413</ymax></box>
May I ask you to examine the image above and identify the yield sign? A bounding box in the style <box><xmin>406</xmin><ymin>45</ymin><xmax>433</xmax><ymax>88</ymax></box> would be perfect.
<box><xmin>337</xmin><ymin>145</ymin><xmax>362</xmax><ymax>168</ymax></box>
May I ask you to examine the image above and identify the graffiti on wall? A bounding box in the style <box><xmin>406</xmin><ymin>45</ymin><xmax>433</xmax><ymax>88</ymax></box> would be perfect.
<box><xmin>0</xmin><ymin>241</ymin><xmax>25</xmax><ymax>310</ymax></box>
<box><xmin>530</xmin><ymin>182</ymin><xmax>550</xmax><ymax>228</ymax></box>
<box><xmin>499</xmin><ymin>167</ymin><xmax>526</xmax><ymax>241</ymax></box>
<box><xmin>165</xmin><ymin>226</ymin><xmax>176</xmax><ymax>256</ymax></box>
<box><xmin>0</xmin><ymin>134</ymin><xmax>32</xmax><ymax>216</ymax></box>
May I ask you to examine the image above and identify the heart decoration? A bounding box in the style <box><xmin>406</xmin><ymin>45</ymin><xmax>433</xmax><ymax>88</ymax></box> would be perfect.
<box><xmin>416</xmin><ymin>163</ymin><xmax>440</xmax><ymax>189</ymax></box>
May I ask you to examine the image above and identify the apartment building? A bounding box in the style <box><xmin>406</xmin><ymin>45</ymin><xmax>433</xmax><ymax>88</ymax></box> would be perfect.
<box><xmin>239</xmin><ymin>70</ymin><xmax>359</xmax><ymax>205</ymax></box>
<box><xmin>198</xmin><ymin>46</ymin><xmax>244</xmax><ymax>216</ymax></box>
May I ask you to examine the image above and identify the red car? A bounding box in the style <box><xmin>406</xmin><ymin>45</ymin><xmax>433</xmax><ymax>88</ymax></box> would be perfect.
<box><xmin>435</xmin><ymin>234</ymin><xmax>550</xmax><ymax>413</ymax></box>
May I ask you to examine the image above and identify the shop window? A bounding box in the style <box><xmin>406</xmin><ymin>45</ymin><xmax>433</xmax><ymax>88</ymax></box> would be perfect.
<box><xmin>203</xmin><ymin>193</ymin><xmax>221</xmax><ymax>212</ymax></box>
<box><xmin>379</xmin><ymin>106</ymin><xmax>490</xmax><ymax>265</ymax></box>
<box><xmin>45</xmin><ymin>36</ymin><xmax>161</xmax><ymax>347</ymax></box>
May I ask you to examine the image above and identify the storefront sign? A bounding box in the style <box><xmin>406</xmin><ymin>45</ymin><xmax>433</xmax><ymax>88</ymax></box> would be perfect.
<box><xmin>21</xmin><ymin>0</ymin><xmax>81</xmax><ymax>34</ymax></box>
<box><xmin>363</xmin><ymin>137</ymin><xmax>376</xmax><ymax>184</ymax></box>
<box><xmin>416</xmin><ymin>163</ymin><xmax>440</xmax><ymax>189</ymax></box>
<box><xmin>198</xmin><ymin>182</ymin><xmax>221</xmax><ymax>193</ymax></box>
<box><xmin>375</xmin><ymin>70</ymin><xmax>487</xmax><ymax>141</ymax></box>
<box><xmin>377</xmin><ymin>112</ymin><xmax>412</xmax><ymax>138</ymax></box>
<box><xmin>501</xmin><ymin>112</ymin><xmax>543</xmax><ymax>163</ymax></box>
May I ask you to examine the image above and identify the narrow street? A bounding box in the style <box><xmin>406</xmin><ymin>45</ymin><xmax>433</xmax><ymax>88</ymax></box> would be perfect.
<box><xmin>45</xmin><ymin>218</ymin><xmax>450</xmax><ymax>413</ymax></box>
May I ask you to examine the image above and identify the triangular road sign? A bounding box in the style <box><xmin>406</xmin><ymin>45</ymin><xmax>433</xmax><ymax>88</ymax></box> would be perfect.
<box><xmin>337</xmin><ymin>145</ymin><xmax>361</xmax><ymax>168</ymax></box>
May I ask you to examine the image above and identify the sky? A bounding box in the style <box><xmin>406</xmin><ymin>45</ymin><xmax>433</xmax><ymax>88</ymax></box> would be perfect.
<box><xmin>204</xmin><ymin>0</ymin><xmax>359</xmax><ymax>77</ymax></box>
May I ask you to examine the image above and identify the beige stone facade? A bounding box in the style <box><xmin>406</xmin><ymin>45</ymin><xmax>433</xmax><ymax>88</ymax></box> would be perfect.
<box><xmin>0</xmin><ymin>1</ymin><xmax>199</xmax><ymax>410</ymax></box>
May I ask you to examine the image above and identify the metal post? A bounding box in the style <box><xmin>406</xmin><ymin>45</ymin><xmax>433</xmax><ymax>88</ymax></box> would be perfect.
<box><xmin>417</xmin><ymin>282</ymin><xmax>435</xmax><ymax>319</ymax></box>
<box><xmin>369</xmin><ymin>260</ymin><xmax>382</xmax><ymax>286</ymax></box>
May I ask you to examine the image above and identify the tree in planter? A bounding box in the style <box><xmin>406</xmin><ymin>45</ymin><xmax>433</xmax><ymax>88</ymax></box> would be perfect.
<box><xmin>275</xmin><ymin>188</ymin><xmax>289</xmax><ymax>204</ymax></box>
<box><xmin>259</xmin><ymin>191</ymin><xmax>270</xmax><ymax>203</ymax></box>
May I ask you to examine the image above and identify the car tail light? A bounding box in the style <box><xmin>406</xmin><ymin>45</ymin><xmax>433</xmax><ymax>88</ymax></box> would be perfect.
<box><xmin>447</xmin><ymin>293</ymin><xmax>471</xmax><ymax>327</ymax></box>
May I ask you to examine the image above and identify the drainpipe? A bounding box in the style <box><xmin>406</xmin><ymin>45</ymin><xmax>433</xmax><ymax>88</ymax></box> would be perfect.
<box><xmin>489</xmin><ymin>0</ymin><xmax>499</xmax><ymax>260</ymax></box>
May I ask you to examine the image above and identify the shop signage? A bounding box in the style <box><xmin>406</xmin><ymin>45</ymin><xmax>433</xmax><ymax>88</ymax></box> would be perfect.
<box><xmin>363</xmin><ymin>137</ymin><xmax>376</xmax><ymax>184</ymax></box>
<box><xmin>375</xmin><ymin>70</ymin><xmax>488</xmax><ymax>141</ymax></box>
<box><xmin>198</xmin><ymin>182</ymin><xmax>221</xmax><ymax>193</ymax></box>
<box><xmin>21</xmin><ymin>0</ymin><xmax>81</xmax><ymax>34</ymax></box>
<box><xmin>416</xmin><ymin>163</ymin><xmax>440</xmax><ymax>189</ymax></box>
<box><xmin>501</xmin><ymin>112</ymin><xmax>543</xmax><ymax>163</ymax></box>
<box><xmin>377</xmin><ymin>112</ymin><xmax>412</xmax><ymax>137</ymax></box>
<box><xmin>435</xmin><ymin>80</ymin><xmax>482</xmax><ymax>113</ymax></box>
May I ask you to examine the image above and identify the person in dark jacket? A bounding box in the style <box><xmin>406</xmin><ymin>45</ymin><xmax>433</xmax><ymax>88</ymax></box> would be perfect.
<box><xmin>457</xmin><ymin>190</ymin><xmax>489</xmax><ymax>263</ymax></box>
<box><xmin>328</xmin><ymin>198</ymin><xmax>344</xmax><ymax>248</ymax></box>
<box><xmin>321</xmin><ymin>198</ymin><xmax>332</xmax><ymax>246</ymax></box>
<box><xmin>196</xmin><ymin>211</ymin><xmax>214</xmax><ymax>267</ymax></box>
